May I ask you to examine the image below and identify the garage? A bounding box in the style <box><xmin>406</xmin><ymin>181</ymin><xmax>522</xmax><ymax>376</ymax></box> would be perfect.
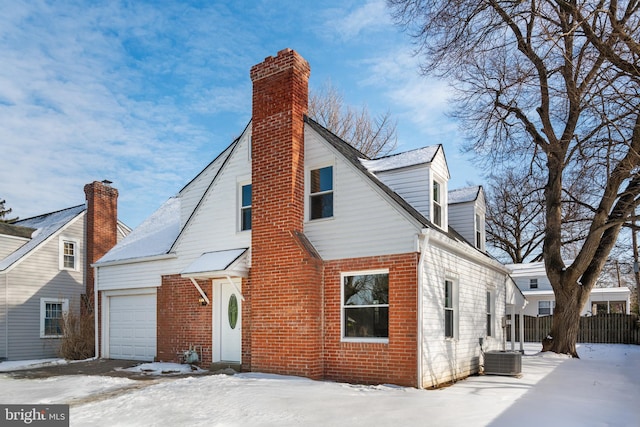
<box><xmin>107</xmin><ymin>293</ymin><xmax>156</xmax><ymax>361</ymax></box>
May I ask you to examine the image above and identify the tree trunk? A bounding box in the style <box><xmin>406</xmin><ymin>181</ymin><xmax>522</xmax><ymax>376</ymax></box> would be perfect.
<box><xmin>542</xmin><ymin>280</ymin><xmax>588</xmax><ymax>357</ymax></box>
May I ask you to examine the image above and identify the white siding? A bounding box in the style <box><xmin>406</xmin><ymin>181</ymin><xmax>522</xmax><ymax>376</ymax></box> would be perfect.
<box><xmin>420</xmin><ymin>232</ymin><xmax>507</xmax><ymax>388</ymax></box>
<box><xmin>0</xmin><ymin>235</ymin><xmax>28</xmax><ymax>259</ymax></box>
<box><xmin>178</xmin><ymin>137</ymin><xmax>243</xmax><ymax>229</ymax></box>
<box><xmin>97</xmin><ymin>257</ymin><xmax>179</xmax><ymax>291</ymax></box>
<box><xmin>375</xmin><ymin>165</ymin><xmax>430</xmax><ymax>217</ymax></box>
<box><xmin>304</xmin><ymin>127</ymin><xmax>421</xmax><ymax>260</ymax></box>
<box><xmin>172</xmin><ymin>134</ymin><xmax>252</xmax><ymax>270</ymax></box>
<box><xmin>2</xmin><ymin>216</ymin><xmax>84</xmax><ymax>360</ymax></box>
<box><xmin>448</xmin><ymin>202</ymin><xmax>476</xmax><ymax>246</ymax></box>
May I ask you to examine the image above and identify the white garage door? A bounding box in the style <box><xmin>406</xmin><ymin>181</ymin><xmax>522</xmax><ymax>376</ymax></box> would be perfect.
<box><xmin>108</xmin><ymin>293</ymin><xmax>156</xmax><ymax>361</ymax></box>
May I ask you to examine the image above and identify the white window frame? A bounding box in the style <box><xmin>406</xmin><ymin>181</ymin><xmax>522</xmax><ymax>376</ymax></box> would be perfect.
<box><xmin>538</xmin><ymin>300</ymin><xmax>554</xmax><ymax>316</ymax></box>
<box><xmin>238</xmin><ymin>181</ymin><xmax>252</xmax><ymax>232</ymax></box>
<box><xmin>340</xmin><ymin>269</ymin><xmax>389</xmax><ymax>343</ymax></box>
<box><xmin>432</xmin><ymin>180</ymin><xmax>442</xmax><ymax>227</ymax></box>
<box><xmin>444</xmin><ymin>277</ymin><xmax>459</xmax><ymax>340</ymax></box>
<box><xmin>308</xmin><ymin>164</ymin><xmax>334</xmax><ymax>221</ymax></box>
<box><xmin>475</xmin><ymin>213</ymin><xmax>484</xmax><ymax>250</ymax></box>
<box><xmin>486</xmin><ymin>290</ymin><xmax>495</xmax><ymax>337</ymax></box>
<box><xmin>40</xmin><ymin>298</ymin><xmax>69</xmax><ymax>338</ymax></box>
<box><xmin>59</xmin><ymin>237</ymin><xmax>79</xmax><ymax>271</ymax></box>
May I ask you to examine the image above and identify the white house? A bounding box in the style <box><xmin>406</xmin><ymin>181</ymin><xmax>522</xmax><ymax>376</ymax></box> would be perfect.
<box><xmin>93</xmin><ymin>48</ymin><xmax>526</xmax><ymax>388</ymax></box>
<box><xmin>507</xmin><ymin>261</ymin><xmax>631</xmax><ymax>316</ymax></box>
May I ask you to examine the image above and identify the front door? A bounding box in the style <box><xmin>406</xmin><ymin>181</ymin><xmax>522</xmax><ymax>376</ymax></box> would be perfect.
<box><xmin>218</xmin><ymin>279</ymin><xmax>242</xmax><ymax>362</ymax></box>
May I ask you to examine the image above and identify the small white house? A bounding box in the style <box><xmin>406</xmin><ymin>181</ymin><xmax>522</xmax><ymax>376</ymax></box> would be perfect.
<box><xmin>507</xmin><ymin>261</ymin><xmax>631</xmax><ymax>316</ymax></box>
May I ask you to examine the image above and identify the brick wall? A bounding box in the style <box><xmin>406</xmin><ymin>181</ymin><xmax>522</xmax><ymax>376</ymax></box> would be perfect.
<box><xmin>157</xmin><ymin>275</ymin><xmax>213</xmax><ymax>365</ymax></box>
<box><xmin>323</xmin><ymin>253</ymin><xmax>419</xmax><ymax>387</ymax></box>
<box><xmin>249</xmin><ymin>48</ymin><xmax>325</xmax><ymax>379</ymax></box>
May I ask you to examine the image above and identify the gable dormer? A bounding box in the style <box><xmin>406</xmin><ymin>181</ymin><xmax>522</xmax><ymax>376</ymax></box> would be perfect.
<box><xmin>361</xmin><ymin>145</ymin><xmax>450</xmax><ymax>230</ymax></box>
<box><xmin>448</xmin><ymin>185</ymin><xmax>486</xmax><ymax>251</ymax></box>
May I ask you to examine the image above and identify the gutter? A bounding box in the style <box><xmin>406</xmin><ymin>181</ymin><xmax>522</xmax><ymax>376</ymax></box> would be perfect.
<box><xmin>94</xmin><ymin>266</ymin><xmax>99</xmax><ymax>359</ymax></box>
<box><xmin>91</xmin><ymin>253</ymin><xmax>177</xmax><ymax>268</ymax></box>
<box><xmin>416</xmin><ymin>231</ymin><xmax>430</xmax><ymax>389</ymax></box>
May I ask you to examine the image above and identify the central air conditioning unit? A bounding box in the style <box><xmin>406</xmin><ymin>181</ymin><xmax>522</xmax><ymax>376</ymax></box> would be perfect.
<box><xmin>484</xmin><ymin>351</ymin><xmax>522</xmax><ymax>376</ymax></box>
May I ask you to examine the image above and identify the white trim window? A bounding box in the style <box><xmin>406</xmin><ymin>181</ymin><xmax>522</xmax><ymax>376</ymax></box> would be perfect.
<box><xmin>538</xmin><ymin>300</ymin><xmax>554</xmax><ymax>316</ymax></box>
<box><xmin>310</xmin><ymin>166</ymin><xmax>333</xmax><ymax>220</ymax></box>
<box><xmin>40</xmin><ymin>298</ymin><xmax>69</xmax><ymax>338</ymax></box>
<box><xmin>59</xmin><ymin>238</ymin><xmax>78</xmax><ymax>271</ymax></box>
<box><xmin>240</xmin><ymin>183</ymin><xmax>252</xmax><ymax>231</ymax></box>
<box><xmin>342</xmin><ymin>270</ymin><xmax>389</xmax><ymax>341</ymax></box>
<box><xmin>444</xmin><ymin>278</ymin><xmax>458</xmax><ymax>339</ymax></box>
<box><xmin>486</xmin><ymin>290</ymin><xmax>494</xmax><ymax>337</ymax></box>
<box><xmin>432</xmin><ymin>180</ymin><xmax>442</xmax><ymax>227</ymax></box>
<box><xmin>475</xmin><ymin>213</ymin><xmax>483</xmax><ymax>249</ymax></box>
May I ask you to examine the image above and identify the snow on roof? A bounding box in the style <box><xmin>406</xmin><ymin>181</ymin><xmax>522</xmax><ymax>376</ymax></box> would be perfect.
<box><xmin>96</xmin><ymin>197</ymin><xmax>180</xmax><ymax>264</ymax></box>
<box><xmin>181</xmin><ymin>248</ymin><xmax>248</xmax><ymax>277</ymax></box>
<box><xmin>448</xmin><ymin>186</ymin><xmax>480</xmax><ymax>204</ymax></box>
<box><xmin>0</xmin><ymin>205</ymin><xmax>86</xmax><ymax>271</ymax></box>
<box><xmin>360</xmin><ymin>145</ymin><xmax>440</xmax><ymax>173</ymax></box>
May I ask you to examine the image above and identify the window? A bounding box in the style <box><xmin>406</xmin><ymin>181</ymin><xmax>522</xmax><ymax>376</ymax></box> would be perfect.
<box><xmin>444</xmin><ymin>279</ymin><xmax>457</xmax><ymax>338</ymax></box>
<box><xmin>59</xmin><ymin>239</ymin><xmax>78</xmax><ymax>270</ymax></box>
<box><xmin>475</xmin><ymin>214</ymin><xmax>483</xmax><ymax>249</ymax></box>
<box><xmin>432</xmin><ymin>181</ymin><xmax>442</xmax><ymax>227</ymax></box>
<box><xmin>530</xmin><ymin>279</ymin><xmax>538</xmax><ymax>289</ymax></box>
<box><xmin>240</xmin><ymin>183</ymin><xmax>252</xmax><ymax>231</ymax></box>
<box><xmin>310</xmin><ymin>166</ymin><xmax>333</xmax><ymax>220</ymax></box>
<box><xmin>40</xmin><ymin>298</ymin><xmax>68</xmax><ymax>338</ymax></box>
<box><xmin>538</xmin><ymin>300</ymin><xmax>554</xmax><ymax>316</ymax></box>
<box><xmin>486</xmin><ymin>291</ymin><xmax>494</xmax><ymax>336</ymax></box>
<box><xmin>342</xmin><ymin>271</ymin><xmax>389</xmax><ymax>340</ymax></box>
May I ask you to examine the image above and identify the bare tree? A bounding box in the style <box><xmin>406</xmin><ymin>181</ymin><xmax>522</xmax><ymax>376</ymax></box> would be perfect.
<box><xmin>309</xmin><ymin>81</ymin><xmax>398</xmax><ymax>158</ymax></box>
<box><xmin>389</xmin><ymin>0</ymin><xmax>640</xmax><ymax>356</ymax></box>
<box><xmin>0</xmin><ymin>198</ymin><xmax>18</xmax><ymax>223</ymax></box>
<box><xmin>486</xmin><ymin>169</ymin><xmax>546</xmax><ymax>263</ymax></box>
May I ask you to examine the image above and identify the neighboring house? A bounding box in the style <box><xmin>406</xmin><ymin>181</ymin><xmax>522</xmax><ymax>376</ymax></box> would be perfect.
<box><xmin>94</xmin><ymin>48</ymin><xmax>526</xmax><ymax>388</ymax></box>
<box><xmin>0</xmin><ymin>181</ymin><xmax>129</xmax><ymax>361</ymax></box>
<box><xmin>507</xmin><ymin>261</ymin><xmax>631</xmax><ymax>316</ymax></box>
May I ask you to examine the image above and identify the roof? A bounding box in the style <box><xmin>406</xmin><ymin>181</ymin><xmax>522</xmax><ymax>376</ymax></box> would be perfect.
<box><xmin>448</xmin><ymin>186</ymin><xmax>481</xmax><ymax>205</ymax></box>
<box><xmin>96</xmin><ymin>197</ymin><xmax>181</xmax><ymax>264</ymax></box>
<box><xmin>0</xmin><ymin>205</ymin><xmax>86</xmax><ymax>272</ymax></box>
<box><xmin>360</xmin><ymin>145</ymin><xmax>440</xmax><ymax>172</ymax></box>
<box><xmin>180</xmin><ymin>248</ymin><xmax>248</xmax><ymax>278</ymax></box>
<box><xmin>0</xmin><ymin>222</ymin><xmax>35</xmax><ymax>239</ymax></box>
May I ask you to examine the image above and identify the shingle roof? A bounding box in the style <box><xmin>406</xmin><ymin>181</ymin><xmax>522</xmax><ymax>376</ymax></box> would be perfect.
<box><xmin>0</xmin><ymin>222</ymin><xmax>35</xmax><ymax>239</ymax></box>
<box><xmin>448</xmin><ymin>186</ymin><xmax>481</xmax><ymax>204</ymax></box>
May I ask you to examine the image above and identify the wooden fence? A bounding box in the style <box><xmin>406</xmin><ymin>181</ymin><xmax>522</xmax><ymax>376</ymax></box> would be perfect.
<box><xmin>507</xmin><ymin>314</ymin><xmax>640</xmax><ymax>344</ymax></box>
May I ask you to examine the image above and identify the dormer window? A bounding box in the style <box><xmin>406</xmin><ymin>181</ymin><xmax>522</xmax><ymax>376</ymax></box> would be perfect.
<box><xmin>432</xmin><ymin>181</ymin><xmax>442</xmax><ymax>227</ymax></box>
<box><xmin>310</xmin><ymin>166</ymin><xmax>333</xmax><ymax>220</ymax></box>
<box><xmin>475</xmin><ymin>213</ymin><xmax>483</xmax><ymax>249</ymax></box>
<box><xmin>529</xmin><ymin>278</ymin><xmax>538</xmax><ymax>289</ymax></box>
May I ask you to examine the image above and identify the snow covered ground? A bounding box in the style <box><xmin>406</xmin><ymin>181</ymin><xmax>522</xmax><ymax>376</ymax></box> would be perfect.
<box><xmin>1</xmin><ymin>343</ymin><xmax>639</xmax><ymax>426</ymax></box>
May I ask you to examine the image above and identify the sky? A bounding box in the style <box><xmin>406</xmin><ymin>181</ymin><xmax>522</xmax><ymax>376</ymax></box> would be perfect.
<box><xmin>1</xmin><ymin>343</ymin><xmax>638</xmax><ymax>426</ymax></box>
<box><xmin>0</xmin><ymin>0</ymin><xmax>481</xmax><ymax>228</ymax></box>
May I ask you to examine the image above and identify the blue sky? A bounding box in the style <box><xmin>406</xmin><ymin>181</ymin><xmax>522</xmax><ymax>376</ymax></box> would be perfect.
<box><xmin>0</xmin><ymin>0</ymin><xmax>482</xmax><ymax>228</ymax></box>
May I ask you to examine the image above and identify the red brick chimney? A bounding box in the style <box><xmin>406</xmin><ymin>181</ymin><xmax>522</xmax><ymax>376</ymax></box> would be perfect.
<box><xmin>249</xmin><ymin>48</ymin><xmax>324</xmax><ymax>378</ymax></box>
<box><xmin>84</xmin><ymin>180</ymin><xmax>118</xmax><ymax>309</ymax></box>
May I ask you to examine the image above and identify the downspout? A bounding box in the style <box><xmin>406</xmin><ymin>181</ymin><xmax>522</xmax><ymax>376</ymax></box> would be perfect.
<box><xmin>4</xmin><ymin>273</ymin><xmax>8</xmax><ymax>360</ymax></box>
<box><xmin>417</xmin><ymin>230</ymin><xmax>430</xmax><ymax>389</ymax></box>
<box><xmin>94</xmin><ymin>266</ymin><xmax>99</xmax><ymax>359</ymax></box>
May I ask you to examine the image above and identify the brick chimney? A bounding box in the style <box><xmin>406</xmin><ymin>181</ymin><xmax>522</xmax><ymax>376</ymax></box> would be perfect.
<box><xmin>249</xmin><ymin>48</ymin><xmax>323</xmax><ymax>378</ymax></box>
<box><xmin>84</xmin><ymin>180</ymin><xmax>118</xmax><ymax>308</ymax></box>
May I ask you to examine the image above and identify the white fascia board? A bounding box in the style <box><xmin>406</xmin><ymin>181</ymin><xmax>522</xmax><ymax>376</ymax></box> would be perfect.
<box><xmin>92</xmin><ymin>252</ymin><xmax>177</xmax><ymax>268</ymax></box>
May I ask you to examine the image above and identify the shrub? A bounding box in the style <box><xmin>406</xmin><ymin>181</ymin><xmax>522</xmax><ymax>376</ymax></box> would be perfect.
<box><xmin>59</xmin><ymin>309</ymin><xmax>95</xmax><ymax>360</ymax></box>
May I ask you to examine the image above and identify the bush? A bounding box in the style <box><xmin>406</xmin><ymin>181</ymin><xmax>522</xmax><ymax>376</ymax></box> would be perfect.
<box><xmin>59</xmin><ymin>309</ymin><xmax>95</xmax><ymax>360</ymax></box>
